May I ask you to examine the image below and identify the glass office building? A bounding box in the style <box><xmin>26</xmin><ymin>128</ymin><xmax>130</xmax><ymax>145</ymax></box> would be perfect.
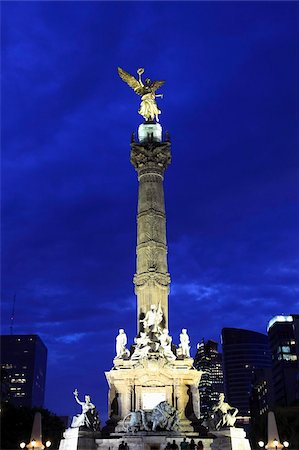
<box><xmin>1</xmin><ymin>334</ymin><xmax>47</xmax><ymax>407</ymax></box>
<box><xmin>221</xmin><ymin>328</ymin><xmax>271</xmax><ymax>420</ymax></box>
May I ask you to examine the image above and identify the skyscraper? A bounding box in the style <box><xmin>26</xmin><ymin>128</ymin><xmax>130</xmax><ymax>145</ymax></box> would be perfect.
<box><xmin>267</xmin><ymin>314</ymin><xmax>299</xmax><ymax>406</ymax></box>
<box><xmin>194</xmin><ymin>339</ymin><xmax>224</xmax><ymax>419</ymax></box>
<box><xmin>0</xmin><ymin>334</ymin><xmax>47</xmax><ymax>408</ymax></box>
<box><xmin>221</xmin><ymin>328</ymin><xmax>271</xmax><ymax>421</ymax></box>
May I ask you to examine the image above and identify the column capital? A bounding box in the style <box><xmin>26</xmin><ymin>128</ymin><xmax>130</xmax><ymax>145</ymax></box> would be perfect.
<box><xmin>130</xmin><ymin>140</ymin><xmax>171</xmax><ymax>177</ymax></box>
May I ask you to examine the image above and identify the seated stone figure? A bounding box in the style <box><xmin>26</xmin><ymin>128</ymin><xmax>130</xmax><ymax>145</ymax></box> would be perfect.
<box><xmin>158</xmin><ymin>328</ymin><xmax>176</xmax><ymax>362</ymax></box>
<box><xmin>131</xmin><ymin>332</ymin><xmax>151</xmax><ymax>360</ymax></box>
<box><xmin>71</xmin><ymin>389</ymin><xmax>100</xmax><ymax>431</ymax></box>
<box><xmin>208</xmin><ymin>393</ymin><xmax>238</xmax><ymax>431</ymax></box>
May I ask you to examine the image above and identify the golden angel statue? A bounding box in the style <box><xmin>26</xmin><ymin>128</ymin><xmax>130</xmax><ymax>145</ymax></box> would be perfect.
<box><xmin>118</xmin><ymin>67</ymin><xmax>165</xmax><ymax>122</ymax></box>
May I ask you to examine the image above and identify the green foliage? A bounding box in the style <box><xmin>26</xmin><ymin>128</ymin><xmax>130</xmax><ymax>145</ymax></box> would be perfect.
<box><xmin>0</xmin><ymin>402</ymin><xmax>65</xmax><ymax>450</ymax></box>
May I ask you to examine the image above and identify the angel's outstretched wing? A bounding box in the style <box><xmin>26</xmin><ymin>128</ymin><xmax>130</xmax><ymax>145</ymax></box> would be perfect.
<box><xmin>150</xmin><ymin>80</ymin><xmax>165</xmax><ymax>92</ymax></box>
<box><xmin>118</xmin><ymin>67</ymin><xmax>143</xmax><ymax>95</ymax></box>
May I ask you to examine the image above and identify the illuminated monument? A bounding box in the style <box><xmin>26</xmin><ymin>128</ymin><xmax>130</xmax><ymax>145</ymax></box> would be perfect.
<box><xmin>104</xmin><ymin>68</ymin><xmax>202</xmax><ymax>435</ymax></box>
<box><xmin>59</xmin><ymin>68</ymin><xmax>252</xmax><ymax>450</ymax></box>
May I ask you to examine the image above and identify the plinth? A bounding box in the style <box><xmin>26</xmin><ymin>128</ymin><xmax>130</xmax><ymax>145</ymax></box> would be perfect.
<box><xmin>210</xmin><ymin>427</ymin><xmax>251</xmax><ymax>450</ymax></box>
<box><xmin>105</xmin><ymin>354</ymin><xmax>202</xmax><ymax>434</ymax></box>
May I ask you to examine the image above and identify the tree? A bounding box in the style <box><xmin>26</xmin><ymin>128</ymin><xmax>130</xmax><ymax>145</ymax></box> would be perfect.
<box><xmin>1</xmin><ymin>402</ymin><xmax>65</xmax><ymax>449</ymax></box>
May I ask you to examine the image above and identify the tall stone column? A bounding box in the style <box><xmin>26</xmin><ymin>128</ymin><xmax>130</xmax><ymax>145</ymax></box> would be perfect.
<box><xmin>131</xmin><ymin>123</ymin><xmax>171</xmax><ymax>333</ymax></box>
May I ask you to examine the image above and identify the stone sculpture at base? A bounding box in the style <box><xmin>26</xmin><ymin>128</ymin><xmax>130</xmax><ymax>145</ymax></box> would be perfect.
<box><xmin>207</xmin><ymin>394</ymin><xmax>251</xmax><ymax>450</ymax></box>
<box><xmin>140</xmin><ymin>303</ymin><xmax>163</xmax><ymax>335</ymax></box>
<box><xmin>123</xmin><ymin>401</ymin><xmax>180</xmax><ymax>432</ymax></box>
<box><xmin>159</xmin><ymin>329</ymin><xmax>176</xmax><ymax>362</ymax></box>
<box><xmin>116</xmin><ymin>329</ymin><xmax>130</xmax><ymax>359</ymax></box>
<box><xmin>178</xmin><ymin>329</ymin><xmax>191</xmax><ymax>358</ymax></box>
<box><xmin>207</xmin><ymin>393</ymin><xmax>238</xmax><ymax>431</ymax></box>
<box><xmin>71</xmin><ymin>389</ymin><xmax>100</xmax><ymax>431</ymax></box>
<box><xmin>59</xmin><ymin>390</ymin><xmax>101</xmax><ymax>450</ymax></box>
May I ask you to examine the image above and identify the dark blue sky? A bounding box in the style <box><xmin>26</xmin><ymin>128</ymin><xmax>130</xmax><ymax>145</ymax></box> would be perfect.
<box><xmin>2</xmin><ymin>1</ymin><xmax>299</xmax><ymax>420</ymax></box>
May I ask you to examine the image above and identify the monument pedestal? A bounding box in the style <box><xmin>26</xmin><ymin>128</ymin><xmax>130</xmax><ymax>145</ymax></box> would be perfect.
<box><xmin>105</xmin><ymin>356</ymin><xmax>202</xmax><ymax>434</ymax></box>
<box><xmin>210</xmin><ymin>427</ymin><xmax>251</xmax><ymax>450</ymax></box>
<box><xmin>58</xmin><ymin>427</ymin><xmax>101</xmax><ymax>450</ymax></box>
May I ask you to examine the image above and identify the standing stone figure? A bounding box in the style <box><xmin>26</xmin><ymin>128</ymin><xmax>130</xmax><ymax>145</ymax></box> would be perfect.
<box><xmin>140</xmin><ymin>304</ymin><xmax>163</xmax><ymax>334</ymax></box>
<box><xmin>179</xmin><ymin>329</ymin><xmax>191</xmax><ymax>358</ymax></box>
<box><xmin>118</xmin><ymin>67</ymin><xmax>165</xmax><ymax>122</ymax></box>
<box><xmin>71</xmin><ymin>389</ymin><xmax>100</xmax><ymax>431</ymax></box>
<box><xmin>116</xmin><ymin>329</ymin><xmax>130</xmax><ymax>359</ymax></box>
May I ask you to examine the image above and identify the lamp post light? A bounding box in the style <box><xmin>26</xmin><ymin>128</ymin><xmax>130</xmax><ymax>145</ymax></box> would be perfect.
<box><xmin>45</xmin><ymin>441</ymin><xmax>51</xmax><ymax>448</ymax></box>
<box><xmin>20</xmin><ymin>443</ymin><xmax>26</xmax><ymax>449</ymax></box>
<box><xmin>31</xmin><ymin>439</ymin><xmax>36</xmax><ymax>450</ymax></box>
<box><xmin>257</xmin><ymin>439</ymin><xmax>290</xmax><ymax>449</ymax></box>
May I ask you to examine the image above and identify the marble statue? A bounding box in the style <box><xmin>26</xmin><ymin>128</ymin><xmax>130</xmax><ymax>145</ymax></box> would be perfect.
<box><xmin>116</xmin><ymin>329</ymin><xmax>130</xmax><ymax>359</ymax></box>
<box><xmin>159</xmin><ymin>328</ymin><xmax>176</xmax><ymax>361</ymax></box>
<box><xmin>131</xmin><ymin>332</ymin><xmax>151</xmax><ymax>360</ymax></box>
<box><xmin>179</xmin><ymin>329</ymin><xmax>190</xmax><ymax>358</ymax></box>
<box><xmin>122</xmin><ymin>401</ymin><xmax>179</xmax><ymax>432</ymax></box>
<box><xmin>208</xmin><ymin>393</ymin><xmax>238</xmax><ymax>430</ymax></box>
<box><xmin>71</xmin><ymin>389</ymin><xmax>100</xmax><ymax>431</ymax></box>
<box><xmin>191</xmin><ymin>385</ymin><xmax>200</xmax><ymax>419</ymax></box>
<box><xmin>140</xmin><ymin>304</ymin><xmax>163</xmax><ymax>334</ymax></box>
<box><xmin>118</xmin><ymin>67</ymin><xmax>165</xmax><ymax>122</ymax></box>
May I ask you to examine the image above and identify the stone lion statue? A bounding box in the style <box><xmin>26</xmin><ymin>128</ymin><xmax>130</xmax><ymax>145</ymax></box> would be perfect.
<box><xmin>151</xmin><ymin>401</ymin><xmax>179</xmax><ymax>431</ymax></box>
<box><xmin>123</xmin><ymin>401</ymin><xmax>180</xmax><ymax>433</ymax></box>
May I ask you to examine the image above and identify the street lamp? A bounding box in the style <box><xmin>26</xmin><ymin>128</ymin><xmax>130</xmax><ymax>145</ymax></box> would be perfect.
<box><xmin>19</xmin><ymin>439</ymin><xmax>52</xmax><ymax>450</ymax></box>
<box><xmin>257</xmin><ymin>439</ymin><xmax>290</xmax><ymax>449</ymax></box>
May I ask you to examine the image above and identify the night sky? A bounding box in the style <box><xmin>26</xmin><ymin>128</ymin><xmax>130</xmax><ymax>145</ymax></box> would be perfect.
<box><xmin>2</xmin><ymin>1</ymin><xmax>299</xmax><ymax>421</ymax></box>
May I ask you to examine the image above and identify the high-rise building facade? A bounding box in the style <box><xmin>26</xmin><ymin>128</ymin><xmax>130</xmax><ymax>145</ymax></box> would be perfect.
<box><xmin>194</xmin><ymin>339</ymin><xmax>224</xmax><ymax>419</ymax></box>
<box><xmin>250</xmin><ymin>367</ymin><xmax>275</xmax><ymax>418</ymax></box>
<box><xmin>267</xmin><ymin>314</ymin><xmax>299</xmax><ymax>406</ymax></box>
<box><xmin>221</xmin><ymin>328</ymin><xmax>272</xmax><ymax>421</ymax></box>
<box><xmin>0</xmin><ymin>334</ymin><xmax>47</xmax><ymax>407</ymax></box>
